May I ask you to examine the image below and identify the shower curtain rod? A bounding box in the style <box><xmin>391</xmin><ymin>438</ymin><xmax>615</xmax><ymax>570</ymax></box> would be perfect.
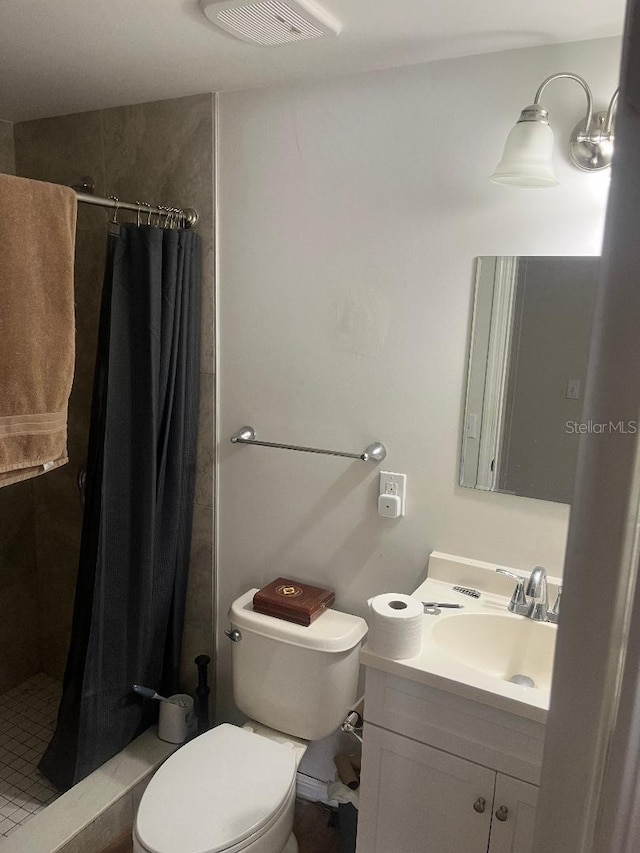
<box><xmin>74</xmin><ymin>191</ymin><xmax>199</xmax><ymax>229</ymax></box>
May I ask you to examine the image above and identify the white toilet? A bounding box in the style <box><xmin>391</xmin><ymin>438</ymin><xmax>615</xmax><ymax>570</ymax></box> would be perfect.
<box><xmin>133</xmin><ymin>588</ymin><xmax>367</xmax><ymax>853</ymax></box>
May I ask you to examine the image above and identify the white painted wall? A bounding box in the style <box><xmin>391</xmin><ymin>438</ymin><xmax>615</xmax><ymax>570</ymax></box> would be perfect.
<box><xmin>217</xmin><ymin>36</ymin><xmax>620</xmax><ymax>721</ymax></box>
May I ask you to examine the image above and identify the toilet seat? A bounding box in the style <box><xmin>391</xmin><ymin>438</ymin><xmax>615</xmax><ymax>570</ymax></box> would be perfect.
<box><xmin>134</xmin><ymin>724</ymin><xmax>298</xmax><ymax>853</ymax></box>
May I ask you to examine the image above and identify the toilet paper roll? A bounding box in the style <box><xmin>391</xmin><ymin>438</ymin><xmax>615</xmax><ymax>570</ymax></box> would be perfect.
<box><xmin>334</xmin><ymin>753</ymin><xmax>360</xmax><ymax>790</ymax></box>
<box><xmin>367</xmin><ymin>593</ymin><xmax>423</xmax><ymax>660</ymax></box>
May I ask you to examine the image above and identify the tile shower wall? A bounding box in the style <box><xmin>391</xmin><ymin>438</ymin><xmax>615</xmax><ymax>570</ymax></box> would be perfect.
<box><xmin>0</xmin><ymin>121</ymin><xmax>15</xmax><ymax>173</ymax></box>
<box><xmin>0</xmin><ymin>480</ymin><xmax>40</xmax><ymax>695</ymax></box>
<box><xmin>13</xmin><ymin>93</ymin><xmax>215</xmax><ymax>691</ymax></box>
<box><xmin>0</xmin><ymin>119</ymin><xmax>43</xmax><ymax>695</ymax></box>
<box><xmin>15</xmin><ymin>110</ymin><xmax>107</xmax><ymax>678</ymax></box>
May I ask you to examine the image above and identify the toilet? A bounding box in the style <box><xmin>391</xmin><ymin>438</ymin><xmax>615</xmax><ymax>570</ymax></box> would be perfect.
<box><xmin>133</xmin><ymin>588</ymin><xmax>368</xmax><ymax>853</ymax></box>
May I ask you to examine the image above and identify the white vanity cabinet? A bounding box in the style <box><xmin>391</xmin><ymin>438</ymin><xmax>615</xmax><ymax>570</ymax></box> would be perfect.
<box><xmin>356</xmin><ymin>668</ymin><xmax>544</xmax><ymax>853</ymax></box>
<box><xmin>490</xmin><ymin>774</ymin><xmax>538</xmax><ymax>852</ymax></box>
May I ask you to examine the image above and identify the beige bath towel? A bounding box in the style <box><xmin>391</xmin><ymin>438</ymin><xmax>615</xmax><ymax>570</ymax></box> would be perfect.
<box><xmin>0</xmin><ymin>173</ymin><xmax>77</xmax><ymax>487</ymax></box>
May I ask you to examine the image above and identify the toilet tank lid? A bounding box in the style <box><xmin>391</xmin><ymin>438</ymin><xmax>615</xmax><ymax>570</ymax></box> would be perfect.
<box><xmin>230</xmin><ymin>589</ymin><xmax>368</xmax><ymax>652</ymax></box>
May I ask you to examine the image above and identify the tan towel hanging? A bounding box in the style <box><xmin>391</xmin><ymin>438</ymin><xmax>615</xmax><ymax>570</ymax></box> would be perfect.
<box><xmin>0</xmin><ymin>173</ymin><xmax>77</xmax><ymax>487</ymax></box>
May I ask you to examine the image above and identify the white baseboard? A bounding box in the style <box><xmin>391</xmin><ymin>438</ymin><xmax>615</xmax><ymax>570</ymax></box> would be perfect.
<box><xmin>296</xmin><ymin>772</ymin><xmax>330</xmax><ymax>804</ymax></box>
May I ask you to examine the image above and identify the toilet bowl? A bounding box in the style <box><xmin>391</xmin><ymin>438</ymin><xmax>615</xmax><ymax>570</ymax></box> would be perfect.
<box><xmin>133</xmin><ymin>589</ymin><xmax>367</xmax><ymax>853</ymax></box>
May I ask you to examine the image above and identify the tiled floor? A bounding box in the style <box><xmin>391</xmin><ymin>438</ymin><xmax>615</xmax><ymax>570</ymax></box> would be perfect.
<box><xmin>0</xmin><ymin>673</ymin><xmax>61</xmax><ymax>837</ymax></box>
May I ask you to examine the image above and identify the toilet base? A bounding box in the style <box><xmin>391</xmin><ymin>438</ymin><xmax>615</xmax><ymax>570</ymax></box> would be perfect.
<box><xmin>283</xmin><ymin>833</ymin><xmax>298</xmax><ymax>853</ymax></box>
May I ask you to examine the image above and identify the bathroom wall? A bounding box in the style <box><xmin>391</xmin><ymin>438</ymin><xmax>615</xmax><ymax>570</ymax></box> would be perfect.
<box><xmin>13</xmin><ymin>93</ymin><xmax>215</xmax><ymax>691</ymax></box>
<box><xmin>216</xmin><ymin>36</ymin><xmax>621</xmax><ymax>720</ymax></box>
<box><xmin>0</xmin><ymin>119</ymin><xmax>43</xmax><ymax>694</ymax></box>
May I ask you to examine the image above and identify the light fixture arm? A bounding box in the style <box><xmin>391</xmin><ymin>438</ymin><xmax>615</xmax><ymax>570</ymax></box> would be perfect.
<box><xmin>533</xmin><ymin>72</ymin><xmax>594</xmax><ymax>134</ymax></box>
<box><xmin>604</xmin><ymin>88</ymin><xmax>619</xmax><ymax>135</ymax></box>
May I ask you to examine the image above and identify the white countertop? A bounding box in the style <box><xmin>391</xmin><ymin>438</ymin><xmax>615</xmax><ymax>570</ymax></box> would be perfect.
<box><xmin>360</xmin><ymin>552</ymin><xmax>560</xmax><ymax>724</ymax></box>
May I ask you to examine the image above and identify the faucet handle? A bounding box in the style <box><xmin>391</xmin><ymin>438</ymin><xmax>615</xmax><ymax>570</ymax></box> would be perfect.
<box><xmin>547</xmin><ymin>586</ymin><xmax>562</xmax><ymax>624</ymax></box>
<box><xmin>496</xmin><ymin>568</ymin><xmax>522</xmax><ymax>582</ymax></box>
<box><xmin>496</xmin><ymin>569</ymin><xmax>529</xmax><ymax>616</ymax></box>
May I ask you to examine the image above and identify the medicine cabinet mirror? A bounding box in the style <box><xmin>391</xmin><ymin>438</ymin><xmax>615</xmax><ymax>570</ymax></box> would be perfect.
<box><xmin>460</xmin><ymin>255</ymin><xmax>599</xmax><ymax>504</ymax></box>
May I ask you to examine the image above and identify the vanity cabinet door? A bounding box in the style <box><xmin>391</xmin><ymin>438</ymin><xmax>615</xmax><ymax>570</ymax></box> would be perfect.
<box><xmin>356</xmin><ymin>723</ymin><xmax>495</xmax><ymax>853</ymax></box>
<box><xmin>488</xmin><ymin>774</ymin><xmax>539</xmax><ymax>853</ymax></box>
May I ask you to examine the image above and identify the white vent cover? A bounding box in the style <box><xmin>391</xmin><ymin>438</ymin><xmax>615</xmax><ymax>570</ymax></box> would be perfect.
<box><xmin>200</xmin><ymin>0</ymin><xmax>341</xmax><ymax>45</ymax></box>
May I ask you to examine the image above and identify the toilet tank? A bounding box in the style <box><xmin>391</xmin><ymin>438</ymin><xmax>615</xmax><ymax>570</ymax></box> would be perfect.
<box><xmin>229</xmin><ymin>589</ymin><xmax>368</xmax><ymax>741</ymax></box>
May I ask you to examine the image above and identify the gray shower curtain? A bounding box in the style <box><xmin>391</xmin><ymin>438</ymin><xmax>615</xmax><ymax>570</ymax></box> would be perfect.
<box><xmin>40</xmin><ymin>223</ymin><xmax>201</xmax><ymax>790</ymax></box>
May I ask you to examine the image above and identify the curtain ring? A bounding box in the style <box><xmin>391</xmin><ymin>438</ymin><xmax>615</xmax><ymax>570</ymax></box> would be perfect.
<box><xmin>147</xmin><ymin>202</ymin><xmax>153</xmax><ymax>226</ymax></box>
<box><xmin>108</xmin><ymin>195</ymin><xmax>119</xmax><ymax>224</ymax></box>
<box><xmin>136</xmin><ymin>201</ymin><xmax>142</xmax><ymax>227</ymax></box>
<box><xmin>139</xmin><ymin>201</ymin><xmax>151</xmax><ymax>227</ymax></box>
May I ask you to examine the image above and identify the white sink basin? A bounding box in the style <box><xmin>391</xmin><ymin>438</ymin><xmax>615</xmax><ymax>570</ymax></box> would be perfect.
<box><xmin>430</xmin><ymin>612</ymin><xmax>556</xmax><ymax>691</ymax></box>
<box><xmin>360</xmin><ymin>554</ymin><xmax>563</xmax><ymax>721</ymax></box>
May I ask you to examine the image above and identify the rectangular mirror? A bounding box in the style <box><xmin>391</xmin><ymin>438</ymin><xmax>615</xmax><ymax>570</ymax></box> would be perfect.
<box><xmin>460</xmin><ymin>256</ymin><xmax>599</xmax><ymax>504</ymax></box>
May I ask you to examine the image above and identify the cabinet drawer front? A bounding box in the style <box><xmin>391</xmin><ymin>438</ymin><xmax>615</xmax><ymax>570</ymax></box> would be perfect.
<box><xmin>364</xmin><ymin>668</ymin><xmax>545</xmax><ymax>784</ymax></box>
<box><xmin>357</xmin><ymin>723</ymin><xmax>495</xmax><ymax>853</ymax></box>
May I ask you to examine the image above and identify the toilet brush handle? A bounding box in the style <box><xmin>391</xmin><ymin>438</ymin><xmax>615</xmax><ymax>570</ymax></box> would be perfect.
<box><xmin>194</xmin><ymin>655</ymin><xmax>211</xmax><ymax>735</ymax></box>
<box><xmin>133</xmin><ymin>684</ymin><xmax>174</xmax><ymax>703</ymax></box>
<box><xmin>133</xmin><ymin>684</ymin><xmax>158</xmax><ymax>700</ymax></box>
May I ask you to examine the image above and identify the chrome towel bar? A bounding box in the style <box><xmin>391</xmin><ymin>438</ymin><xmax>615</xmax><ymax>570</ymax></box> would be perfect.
<box><xmin>230</xmin><ymin>426</ymin><xmax>387</xmax><ymax>463</ymax></box>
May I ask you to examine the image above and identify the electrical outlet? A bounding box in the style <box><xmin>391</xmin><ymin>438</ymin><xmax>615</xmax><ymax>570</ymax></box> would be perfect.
<box><xmin>566</xmin><ymin>379</ymin><xmax>581</xmax><ymax>400</ymax></box>
<box><xmin>379</xmin><ymin>472</ymin><xmax>406</xmax><ymax>517</ymax></box>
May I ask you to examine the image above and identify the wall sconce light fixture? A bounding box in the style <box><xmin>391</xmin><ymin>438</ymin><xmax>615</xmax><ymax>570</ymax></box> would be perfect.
<box><xmin>490</xmin><ymin>73</ymin><xmax>619</xmax><ymax>187</ymax></box>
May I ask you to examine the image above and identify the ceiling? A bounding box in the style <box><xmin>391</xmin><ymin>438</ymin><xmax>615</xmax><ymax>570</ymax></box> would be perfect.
<box><xmin>0</xmin><ymin>0</ymin><xmax>626</xmax><ymax>122</ymax></box>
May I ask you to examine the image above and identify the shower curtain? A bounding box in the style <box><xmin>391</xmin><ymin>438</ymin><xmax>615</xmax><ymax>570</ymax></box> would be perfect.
<box><xmin>39</xmin><ymin>223</ymin><xmax>201</xmax><ymax>790</ymax></box>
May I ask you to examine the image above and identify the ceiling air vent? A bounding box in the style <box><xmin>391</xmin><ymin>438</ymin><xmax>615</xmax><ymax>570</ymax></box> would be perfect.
<box><xmin>200</xmin><ymin>0</ymin><xmax>341</xmax><ymax>46</ymax></box>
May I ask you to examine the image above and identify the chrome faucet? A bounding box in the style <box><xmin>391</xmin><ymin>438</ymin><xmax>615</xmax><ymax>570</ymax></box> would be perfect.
<box><xmin>496</xmin><ymin>566</ymin><xmax>552</xmax><ymax>622</ymax></box>
<box><xmin>525</xmin><ymin>566</ymin><xmax>548</xmax><ymax>622</ymax></box>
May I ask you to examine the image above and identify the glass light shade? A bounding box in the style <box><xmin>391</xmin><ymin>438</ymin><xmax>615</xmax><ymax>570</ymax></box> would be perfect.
<box><xmin>490</xmin><ymin>120</ymin><xmax>559</xmax><ymax>187</ymax></box>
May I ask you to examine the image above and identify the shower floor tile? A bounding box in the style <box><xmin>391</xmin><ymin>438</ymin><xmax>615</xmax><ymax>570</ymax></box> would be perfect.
<box><xmin>0</xmin><ymin>673</ymin><xmax>61</xmax><ymax>837</ymax></box>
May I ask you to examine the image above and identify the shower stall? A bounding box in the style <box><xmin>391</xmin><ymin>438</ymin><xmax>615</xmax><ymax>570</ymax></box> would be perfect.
<box><xmin>0</xmin><ymin>94</ymin><xmax>215</xmax><ymax>846</ymax></box>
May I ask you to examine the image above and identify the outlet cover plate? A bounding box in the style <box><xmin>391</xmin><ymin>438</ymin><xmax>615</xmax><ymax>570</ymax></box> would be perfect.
<box><xmin>379</xmin><ymin>471</ymin><xmax>406</xmax><ymax>516</ymax></box>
